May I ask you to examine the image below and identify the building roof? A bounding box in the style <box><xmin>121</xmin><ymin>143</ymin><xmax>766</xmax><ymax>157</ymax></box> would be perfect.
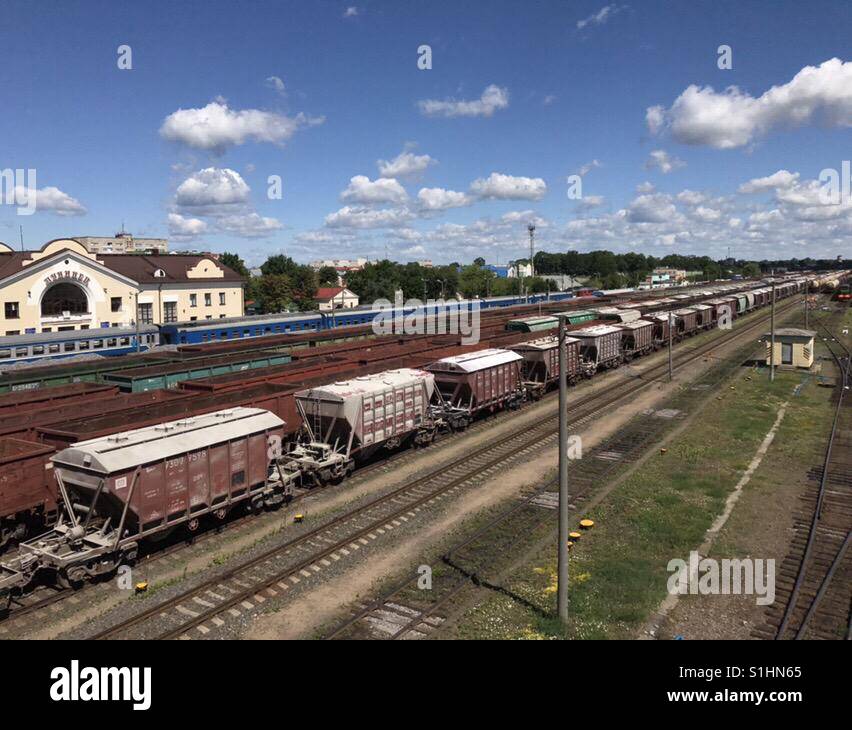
<box><xmin>763</xmin><ymin>328</ymin><xmax>816</xmax><ymax>340</ymax></box>
<box><xmin>0</xmin><ymin>248</ymin><xmax>243</xmax><ymax>284</ymax></box>
<box><xmin>100</xmin><ymin>254</ymin><xmax>243</xmax><ymax>283</ymax></box>
<box><xmin>314</xmin><ymin>286</ymin><xmax>346</xmax><ymax>301</ymax></box>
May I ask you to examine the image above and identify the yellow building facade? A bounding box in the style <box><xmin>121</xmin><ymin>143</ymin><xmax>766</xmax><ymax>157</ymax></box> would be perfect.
<box><xmin>0</xmin><ymin>239</ymin><xmax>244</xmax><ymax>335</ymax></box>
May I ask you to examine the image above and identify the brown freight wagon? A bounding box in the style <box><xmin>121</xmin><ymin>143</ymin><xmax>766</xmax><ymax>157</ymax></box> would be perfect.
<box><xmin>0</xmin><ymin>389</ymin><xmax>190</xmax><ymax>441</ymax></box>
<box><xmin>570</xmin><ymin>325</ymin><xmax>623</xmax><ymax>370</ymax></box>
<box><xmin>426</xmin><ymin>349</ymin><xmax>524</xmax><ymax>424</ymax></box>
<box><xmin>509</xmin><ymin>336</ymin><xmax>583</xmax><ymax>394</ymax></box>
<box><xmin>691</xmin><ymin>304</ymin><xmax>714</xmax><ymax>329</ymax></box>
<box><xmin>615</xmin><ymin>320</ymin><xmax>655</xmax><ymax>360</ymax></box>
<box><xmin>0</xmin><ymin>438</ymin><xmax>57</xmax><ymax>550</ymax></box>
<box><xmin>0</xmin><ymin>408</ymin><xmax>291</xmax><ymax>588</ymax></box>
<box><xmin>673</xmin><ymin>308</ymin><xmax>699</xmax><ymax>336</ymax></box>
<box><xmin>0</xmin><ymin>382</ymin><xmax>117</xmax><ymax>417</ymax></box>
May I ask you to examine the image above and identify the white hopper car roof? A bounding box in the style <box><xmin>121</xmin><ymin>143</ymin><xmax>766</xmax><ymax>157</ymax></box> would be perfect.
<box><xmin>297</xmin><ymin>368</ymin><xmax>434</xmax><ymax>400</ymax></box>
<box><xmin>511</xmin><ymin>335</ymin><xmax>579</xmax><ymax>351</ymax></box>
<box><xmin>52</xmin><ymin>407</ymin><xmax>284</xmax><ymax>475</ymax></box>
<box><xmin>616</xmin><ymin>319</ymin><xmax>654</xmax><ymax>330</ymax></box>
<box><xmin>429</xmin><ymin>348</ymin><xmax>522</xmax><ymax>372</ymax></box>
<box><xmin>570</xmin><ymin>325</ymin><xmax>623</xmax><ymax>337</ymax></box>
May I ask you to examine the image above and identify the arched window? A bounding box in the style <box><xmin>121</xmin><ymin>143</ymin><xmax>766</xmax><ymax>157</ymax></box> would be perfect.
<box><xmin>41</xmin><ymin>283</ymin><xmax>88</xmax><ymax>316</ymax></box>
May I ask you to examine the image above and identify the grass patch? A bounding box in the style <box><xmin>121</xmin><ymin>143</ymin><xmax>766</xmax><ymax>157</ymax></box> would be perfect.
<box><xmin>454</xmin><ymin>364</ymin><xmax>827</xmax><ymax>640</ymax></box>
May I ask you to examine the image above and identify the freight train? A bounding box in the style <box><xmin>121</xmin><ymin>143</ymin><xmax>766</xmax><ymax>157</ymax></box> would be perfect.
<box><xmin>0</xmin><ymin>277</ymin><xmax>815</xmax><ymax>595</ymax></box>
<box><xmin>0</xmin><ymin>277</ymin><xmax>811</xmax><ymax>551</ymax></box>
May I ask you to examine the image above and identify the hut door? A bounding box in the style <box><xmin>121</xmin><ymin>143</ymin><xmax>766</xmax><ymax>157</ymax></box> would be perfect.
<box><xmin>781</xmin><ymin>343</ymin><xmax>793</xmax><ymax>365</ymax></box>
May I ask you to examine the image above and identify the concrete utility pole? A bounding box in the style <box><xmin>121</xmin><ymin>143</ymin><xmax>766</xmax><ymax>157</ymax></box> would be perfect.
<box><xmin>804</xmin><ymin>288</ymin><xmax>809</xmax><ymax>330</ymax></box>
<box><xmin>668</xmin><ymin>310</ymin><xmax>674</xmax><ymax>382</ymax></box>
<box><xmin>557</xmin><ymin>314</ymin><xmax>569</xmax><ymax>625</ymax></box>
<box><xmin>770</xmin><ymin>282</ymin><xmax>776</xmax><ymax>382</ymax></box>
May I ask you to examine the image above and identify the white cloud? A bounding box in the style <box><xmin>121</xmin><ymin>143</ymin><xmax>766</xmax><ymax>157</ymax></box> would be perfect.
<box><xmin>691</xmin><ymin>205</ymin><xmax>722</xmax><ymax>222</ymax></box>
<box><xmin>3</xmin><ymin>185</ymin><xmax>87</xmax><ymax>216</ymax></box>
<box><xmin>265</xmin><ymin>76</ymin><xmax>286</xmax><ymax>96</ymax></box>
<box><xmin>470</xmin><ymin>172</ymin><xmax>547</xmax><ymax>201</ymax></box>
<box><xmin>168</xmin><ymin>213</ymin><xmax>208</xmax><ymax>240</ymax></box>
<box><xmin>417</xmin><ymin>187</ymin><xmax>472</xmax><ymax>211</ymax></box>
<box><xmin>160</xmin><ymin>100</ymin><xmax>324</xmax><ymax>152</ymax></box>
<box><xmin>577</xmin><ymin>159</ymin><xmax>602</xmax><ymax>177</ymax></box>
<box><xmin>402</xmin><ymin>244</ymin><xmax>426</xmax><ymax>256</ymax></box>
<box><xmin>216</xmin><ymin>213</ymin><xmax>282</xmax><ymax>237</ymax></box>
<box><xmin>418</xmin><ymin>84</ymin><xmax>509</xmax><ymax>118</ymax></box>
<box><xmin>676</xmin><ymin>189</ymin><xmax>707</xmax><ymax>205</ymax></box>
<box><xmin>340</xmin><ymin>175</ymin><xmax>408</xmax><ymax>205</ymax></box>
<box><xmin>325</xmin><ymin>206</ymin><xmax>413</xmax><ymax>229</ymax></box>
<box><xmin>577</xmin><ymin>4</ymin><xmax>626</xmax><ymax>30</ymax></box>
<box><xmin>578</xmin><ymin>195</ymin><xmax>605</xmax><ymax>208</ymax></box>
<box><xmin>647</xmin><ymin>58</ymin><xmax>852</xmax><ymax>149</ymax></box>
<box><xmin>175</xmin><ymin>168</ymin><xmax>251</xmax><ymax>211</ymax></box>
<box><xmin>377</xmin><ymin>149</ymin><xmax>436</xmax><ymax>178</ymax></box>
<box><xmin>543</xmin><ymin>95</ymin><xmax>557</xmax><ymax>106</ymax></box>
<box><xmin>738</xmin><ymin>169</ymin><xmax>800</xmax><ymax>193</ymax></box>
<box><xmin>625</xmin><ymin>193</ymin><xmax>679</xmax><ymax>223</ymax></box>
<box><xmin>343</xmin><ymin>6</ymin><xmax>358</xmax><ymax>17</ymax></box>
<box><xmin>645</xmin><ymin>149</ymin><xmax>686</xmax><ymax>174</ymax></box>
<box><xmin>636</xmin><ymin>181</ymin><xmax>656</xmax><ymax>194</ymax></box>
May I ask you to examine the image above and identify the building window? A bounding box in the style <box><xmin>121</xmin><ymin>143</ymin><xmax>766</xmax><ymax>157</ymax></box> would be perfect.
<box><xmin>190</xmin><ymin>293</ymin><xmax>197</xmax><ymax>308</ymax></box>
<box><xmin>4</xmin><ymin>302</ymin><xmax>19</xmax><ymax>319</ymax></box>
<box><xmin>204</xmin><ymin>293</ymin><xmax>212</xmax><ymax>307</ymax></box>
<box><xmin>163</xmin><ymin>302</ymin><xmax>177</xmax><ymax>323</ymax></box>
<box><xmin>5</xmin><ymin>330</ymin><xmax>20</xmax><ymax>336</ymax></box>
<box><xmin>111</xmin><ymin>297</ymin><xmax>122</xmax><ymax>312</ymax></box>
<box><xmin>137</xmin><ymin>303</ymin><xmax>153</xmax><ymax>324</ymax></box>
<box><xmin>219</xmin><ymin>292</ymin><xmax>226</xmax><ymax>305</ymax></box>
<box><xmin>41</xmin><ymin>283</ymin><xmax>88</xmax><ymax>316</ymax></box>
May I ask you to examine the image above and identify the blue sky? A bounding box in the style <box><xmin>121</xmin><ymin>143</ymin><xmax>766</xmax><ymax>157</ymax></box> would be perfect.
<box><xmin>2</xmin><ymin>0</ymin><xmax>851</xmax><ymax>265</ymax></box>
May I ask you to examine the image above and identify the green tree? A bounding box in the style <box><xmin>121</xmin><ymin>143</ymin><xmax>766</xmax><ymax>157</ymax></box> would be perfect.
<box><xmin>220</xmin><ymin>252</ymin><xmax>249</xmax><ymax>278</ymax></box>
<box><xmin>257</xmin><ymin>274</ymin><xmax>293</xmax><ymax>313</ymax></box>
<box><xmin>317</xmin><ymin>266</ymin><xmax>339</xmax><ymax>286</ymax></box>
<box><xmin>261</xmin><ymin>254</ymin><xmax>300</xmax><ymax>277</ymax></box>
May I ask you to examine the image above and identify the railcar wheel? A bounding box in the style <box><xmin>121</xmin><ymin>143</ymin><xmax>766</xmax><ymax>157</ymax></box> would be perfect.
<box><xmin>187</xmin><ymin>518</ymin><xmax>200</xmax><ymax>532</ymax></box>
<box><xmin>213</xmin><ymin>508</ymin><xmax>228</xmax><ymax>521</ymax></box>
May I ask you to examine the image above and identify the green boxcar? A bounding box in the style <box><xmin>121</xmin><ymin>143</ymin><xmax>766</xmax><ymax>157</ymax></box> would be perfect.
<box><xmin>553</xmin><ymin>310</ymin><xmax>598</xmax><ymax>326</ymax></box>
<box><xmin>506</xmin><ymin>316</ymin><xmax>560</xmax><ymax>333</ymax></box>
<box><xmin>0</xmin><ymin>354</ymin><xmax>180</xmax><ymax>393</ymax></box>
<box><xmin>101</xmin><ymin>352</ymin><xmax>293</xmax><ymax>392</ymax></box>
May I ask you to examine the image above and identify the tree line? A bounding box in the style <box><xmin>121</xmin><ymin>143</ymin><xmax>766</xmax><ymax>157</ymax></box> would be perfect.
<box><xmin>219</xmin><ymin>250</ymin><xmax>845</xmax><ymax>313</ymax></box>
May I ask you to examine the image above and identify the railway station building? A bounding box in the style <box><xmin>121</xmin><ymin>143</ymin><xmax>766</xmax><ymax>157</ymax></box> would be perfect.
<box><xmin>0</xmin><ymin>239</ymin><xmax>245</xmax><ymax>335</ymax></box>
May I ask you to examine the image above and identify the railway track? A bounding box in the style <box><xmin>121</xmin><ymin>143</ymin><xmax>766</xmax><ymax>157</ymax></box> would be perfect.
<box><xmin>325</xmin><ymin>322</ymin><xmax>772</xmax><ymax>639</ymax></box>
<box><xmin>758</xmin><ymin>312</ymin><xmax>851</xmax><ymax>640</ymax></box>
<box><xmin>88</xmin><ymin>299</ymin><xmax>800</xmax><ymax>640</ymax></box>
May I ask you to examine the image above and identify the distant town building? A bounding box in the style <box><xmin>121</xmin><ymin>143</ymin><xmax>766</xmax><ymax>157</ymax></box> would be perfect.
<box><xmin>508</xmin><ymin>262</ymin><xmax>533</xmax><ymax>279</ymax></box>
<box><xmin>74</xmin><ymin>232</ymin><xmax>168</xmax><ymax>255</ymax></box>
<box><xmin>0</xmin><ymin>238</ymin><xmax>244</xmax><ymax>334</ymax></box>
<box><xmin>484</xmin><ymin>264</ymin><xmax>510</xmax><ymax>278</ymax></box>
<box><xmin>313</xmin><ymin>286</ymin><xmax>359</xmax><ymax>312</ymax></box>
<box><xmin>414</xmin><ymin>259</ymin><xmax>433</xmax><ymax>268</ymax></box>
<box><xmin>309</xmin><ymin>258</ymin><xmax>377</xmax><ymax>272</ymax></box>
